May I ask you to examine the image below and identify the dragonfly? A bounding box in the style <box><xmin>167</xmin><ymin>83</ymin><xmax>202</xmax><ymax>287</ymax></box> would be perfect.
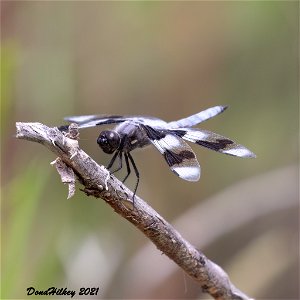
<box><xmin>62</xmin><ymin>105</ymin><xmax>256</xmax><ymax>200</ymax></box>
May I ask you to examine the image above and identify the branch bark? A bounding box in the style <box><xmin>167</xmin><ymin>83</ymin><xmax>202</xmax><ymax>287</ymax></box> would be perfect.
<box><xmin>16</xmin><ymin>122</ymin><xmax>254</xmax><ymax>300</ymax></box>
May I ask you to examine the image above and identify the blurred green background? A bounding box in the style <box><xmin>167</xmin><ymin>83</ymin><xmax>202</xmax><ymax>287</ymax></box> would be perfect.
<box><xmin>1</xmin><ymin>2</ymin><xmax>298</xmax><ymax>299</ymax></box>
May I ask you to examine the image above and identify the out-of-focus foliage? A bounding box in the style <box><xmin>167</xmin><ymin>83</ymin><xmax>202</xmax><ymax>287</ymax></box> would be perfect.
<box><xmin>1</xmin><ymin>2</ymin><xmax>298</xmax><ymax>299</ymax></box>
<box><xmin>2</xmin><ymin>163</ymin><xmax>50</xmax><ymax>296</ymax></box>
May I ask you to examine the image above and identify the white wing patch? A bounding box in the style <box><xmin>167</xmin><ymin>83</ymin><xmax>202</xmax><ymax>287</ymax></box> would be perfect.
<box><xmin>167</xmin><ymin>105</ymin><xmax>227</xmax><ymax>128</ymax></box>
<box><xmin>223</xmin><ymin>147</ymin><xmax>255</xmax><ymax>158</ymax></box>
<box><xmin>172</xmin><ymin>165</ymin><xmax>200</xmax><ymax>181</ymax></box>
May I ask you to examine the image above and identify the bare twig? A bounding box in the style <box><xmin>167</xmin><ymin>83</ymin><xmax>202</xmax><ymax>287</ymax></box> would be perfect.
<box><xmin>16</xmin><ymin>122</ymin><xmax>254</xmax><ymax>300</ymax></box>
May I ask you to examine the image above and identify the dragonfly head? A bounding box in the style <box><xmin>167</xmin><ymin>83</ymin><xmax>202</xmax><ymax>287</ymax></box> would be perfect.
<box><xmin>97</xmin><ymin>130</ymin><xmax>121</xmax><ymax>154</ymax></box>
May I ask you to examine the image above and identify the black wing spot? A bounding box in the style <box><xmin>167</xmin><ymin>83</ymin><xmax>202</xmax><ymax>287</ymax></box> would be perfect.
<box><xmin>96</xmin><ymin>119</ymin><xmax>124</xmax><ymax>126</ymax></box>
<box><xmin>169</xmin><ymin>129</ymin><xmax>186</xmax><ymax>138</ymax></box>
<box><xmin>164</xmin><ymin>149</ymin><xmax>195</xmax><ymax>166</ymax></box>
<box><xmin>196</xmin><ymin>139</ymin><xmax>234</xmax><ymax>151</ymax></box>
<box><xmin>142</xmin><ymin>125</ymin><xmax>166</xmax><ymax>140</ymax></box>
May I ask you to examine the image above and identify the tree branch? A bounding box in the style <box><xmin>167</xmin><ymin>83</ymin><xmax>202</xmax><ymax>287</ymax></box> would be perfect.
<box><xmin>16</xmin><ymin>122</ymin><xmax>254</xmax><ymax>300</ymax></box>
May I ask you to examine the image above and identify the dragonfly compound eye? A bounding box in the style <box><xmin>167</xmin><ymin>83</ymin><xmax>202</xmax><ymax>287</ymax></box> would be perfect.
<box><xmin>97</xmin><ymin>130</ymin><xmax>121</xmax><ymax>154</ymax></box>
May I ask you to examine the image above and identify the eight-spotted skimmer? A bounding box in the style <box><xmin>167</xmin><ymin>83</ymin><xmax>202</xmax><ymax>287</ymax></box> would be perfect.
<box><xmin>63</xmin><ymin>105</ymin><xmax>255</xmax><ymax>199</ymax></box>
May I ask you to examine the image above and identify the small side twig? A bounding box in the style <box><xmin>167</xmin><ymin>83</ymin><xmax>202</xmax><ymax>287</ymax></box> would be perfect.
<box><xmin>16</xmin><ymin>122</ymin><xmax>253</xmax><ymax>300</ymax></box>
